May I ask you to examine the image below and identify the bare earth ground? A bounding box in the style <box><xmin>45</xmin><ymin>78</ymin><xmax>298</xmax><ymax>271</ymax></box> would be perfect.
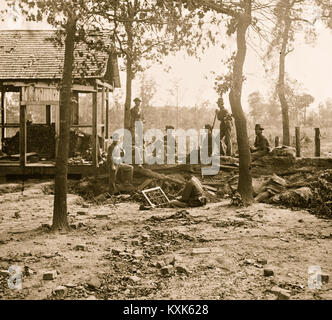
<box><xmin>0</xmin><ymin>179</ymin><xmax>331</xmax><ymax>300</ymax></box>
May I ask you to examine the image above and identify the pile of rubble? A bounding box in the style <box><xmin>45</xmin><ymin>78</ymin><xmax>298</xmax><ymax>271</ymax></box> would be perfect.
<box><xmin>254</xmin><ymin>170</ymin><xmax>332</xmax><ymax>217</ymax></box>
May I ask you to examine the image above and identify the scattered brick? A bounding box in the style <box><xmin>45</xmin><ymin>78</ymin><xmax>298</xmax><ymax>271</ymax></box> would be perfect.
<box><xmin>164</xmin><ymin>255</ymin><xmax>176</xmax><ymax>266</ymax></box>
<box><xmin>244</xmin><ymin>259</ymin><xmax>255</xmax><ymax>265</ymax></box>
<box><xmin>129</xmin><ymin>275</ymin><xmax>141</xmax><ymax>283</ymax></box>
<box><xmin>271</xmin><ymin>287</ymin><xmax>291</xmax><ymax>300</ymax></box>
<box><xmin>175</xmin><ymin>265</ymin><xmax>189</xmax><ymax>275</ymax></box>
<box><xmin>74</xmin><ymin>244</ymin><xmax>85</xmax><ymax>251</ymax></box>
<box><xmin>191</xmin><ymin>248</ymin><xmax>211</xmax><ymax>255</ymax></box>
<box><xmin>43</xmin><ymin>270</ymin><xmax>57</xmax><ymax>280</ymax></box>
<box><xmin>321</xmin><ymin>273</ymin><xmax>329</xmax><ymax>283</ymax></box>
<box><xmin>257</xmin><ymin>258</ymin><xmax>268</xmax><ymax>265</ymax></box>
<box><xmin>141</xmin><ymin>234</ymin><xmax>150</xmax><ymax>241</ymax></box>
<box><xmin>264</xmin><ymin>268</ymin><xmax>274</xmax><ymax>277</ymax></box>
<box><xmin>131</xmin><ymin>239</ymin><xmax>140</xmax><ymax>245</ymax></box>
<box><xmin>0</xmin><ymin>270</ymin><xmax>9</xmax><ymax>276</ymax></box>
<box><xmin>87</xmin><ymin>277</ymin><xmax>101</xmax><ymax>290</ymax></box>
<box><xmin>161</xmin><ymin>265</ymin><xmax>174</xmax><ymax>275</ymax></box>
<box><xmin>111</xmin><ymin>248</ymin><xmax>124</xmax><ymax>255</ymax></box>
<box><xmin>104</xmin><ymin>223</ymin><xmax>112</xmax><ymax>231</ymax></box>
<box><xmin>53</xmin><ymin>285</ymin><xmax>67</xmax><ymax>296</ymax></box>
<box><xmin>156</xmin><ymin>261</ymin><xmax>166</xmax><ymax>269</ymax></box>
<box><xmin>95</xmin><ymin>214</ymin><xmax>109</xmax><ymax>219</ymax></box>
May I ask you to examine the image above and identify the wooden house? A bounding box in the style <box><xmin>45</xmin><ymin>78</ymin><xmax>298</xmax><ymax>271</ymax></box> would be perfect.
<box><xmin>0</xmin><ymin>30</ymin><xmax>121</xmax><ymax>178</ymax></box>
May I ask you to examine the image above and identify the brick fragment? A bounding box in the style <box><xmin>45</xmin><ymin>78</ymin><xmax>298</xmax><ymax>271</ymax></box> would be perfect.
<box><xmin>43</xmin><ymin>270</ymin><xmax>57</xmax><ymax>280</ymax></box>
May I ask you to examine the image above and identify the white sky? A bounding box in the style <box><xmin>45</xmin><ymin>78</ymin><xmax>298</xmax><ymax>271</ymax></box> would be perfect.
<box><xmin>1</xmin><ymin>3</ymin><xmax>331</xmax><ymax>112</ymax></box>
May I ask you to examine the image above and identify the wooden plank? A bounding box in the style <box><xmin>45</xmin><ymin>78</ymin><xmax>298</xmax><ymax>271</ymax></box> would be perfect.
<box><xmin>202</xmin><ymin>185</ymin><xmax>218</xmax><ymax>192</ymax></box>
<box><xmin>135</xmin><ymin>166</ymin><xmax>184</xmax><ymax>185</ymax></box>
<box><xmin>10</xmin><ymin>152</ymin><xmax>38</xmax><ymax>160</ymax></box>
<box><xmin>137</xmin><ymin>178</ymin><xmax>154</xmax><ymax>191</ymax></box>
<box><xmin>21</xmin><ymin>100</ymin><xmax>59</xmax><ymax>106</ymax></box>
<box><xmin>92</xmin><ymin>85</ymin><xmax>98</xmax><ymax>168</ymax></box>
<box><xmin>72</xmin><ymin>84</ymin><xmax>96</xmax><ymax>92</ymax></box>
<box><xmin>70</xmin><ymin>124</ymin><xmax>93</xmax><ymax>128</ymax></box>
<box><xmin>46</xmin><ymin>104</ymin><xmax>51</xmax><ymax>125</ymax></box>
<box><xmin>95</xmin><ymin>79</ymin><xmax>113</xmax><ymax>91</ymax></box>
<box><xmin>19</xmin><ymin>104</ymin><xmax>27</xmax><ymax>167</ymax></box>
<box><xmin>3</xmin><ymin>81</ymin><xmax>57</xmax><ymax>89</ymax></box>
<box><xmin>315</xmin><ymin>128</ymin><xmax>320</xmax><ymax>157</ymax></box>
<box><xmin>0</xmin><ymin>163</ymin><xmax>98</xmax><ymax>176</ymax></box>
<box><xmin>1</xmin><ymin>123</ymin><xmax>20</xmax><ymax>128</ymax></box>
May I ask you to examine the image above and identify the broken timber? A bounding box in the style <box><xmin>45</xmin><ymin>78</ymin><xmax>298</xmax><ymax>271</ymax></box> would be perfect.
<box><xmin>134</xmin><ymin>166</ymin><xmax>184</xmax><ymax>185</ymax></box>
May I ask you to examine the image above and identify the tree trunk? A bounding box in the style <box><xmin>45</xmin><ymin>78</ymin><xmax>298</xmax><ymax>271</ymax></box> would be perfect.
<box><xmin>124</xmin><ymin>58</ymin><xmax>133</xmax><ymax>130</ymax></box>
<box><xmin>124</xmin><ymin>17</ymin><xmax>134</xmax><ymax>130</ymax></box>
<box><xmin>228</xmin><ymin>8</ymin><xmax>253</xmax><ymax>206</ymax></box>
<box><xmin>278</xmin><ymin>5</ymin><xmax>292</xmax><ymax>146</ymax></box>
<box><xmin>52</xmin><ymin>18</ymin><xmax>76</xmax><ymax>232</ymax></box>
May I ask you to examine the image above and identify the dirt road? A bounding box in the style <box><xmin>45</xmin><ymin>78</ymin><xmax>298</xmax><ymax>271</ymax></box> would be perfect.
<box><xmin>0</xmin><ymin>180</ymin><xmax>331</xmax><ymax>300</ymax></box>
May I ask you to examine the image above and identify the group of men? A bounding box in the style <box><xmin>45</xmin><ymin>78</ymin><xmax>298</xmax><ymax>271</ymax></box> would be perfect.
<box><xmin>106</xmin><ymin>96</ymin><xmax>270</xmax><ymax>207</ymax></box>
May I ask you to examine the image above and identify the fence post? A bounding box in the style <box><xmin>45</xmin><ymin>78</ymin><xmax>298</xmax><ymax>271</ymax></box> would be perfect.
<box><xmin>295</xmin><ymin>127</ymin><xmax>301</xmax><ymax>157</ymax></box>
<box><xmin>275</xmin><ymin>136</ymin><xmax>279</xmax><ymax>147</ymax></box>
<box><xmin>315</xmin><ymin>128</ymin><xmax>320</xmax><ymax>157</ymax></box>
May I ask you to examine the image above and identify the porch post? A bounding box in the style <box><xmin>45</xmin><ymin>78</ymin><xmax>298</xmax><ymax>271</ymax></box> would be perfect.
<box><xmin>1</xmin><ymin>86</ymin><xmax>4</xmax><ymax>150</ymax></box>
<box><xmin>101</xmin><ymin>86</ymin><xmax>105</xmax><ymax>150</ymax></box>
<box><xmin>20</xmin><ymin>104</ymin><xmax>27</xmax><ymax>167</ymax></box>
<box><xmin>92</xmin><ymin>84</ymin><xmax>98</xmax><ymax>168</ymax></box>
<box><xmin>106</xmin><ymin>88</ymin><xmax>109</xmax><ymax>142</ymax></box>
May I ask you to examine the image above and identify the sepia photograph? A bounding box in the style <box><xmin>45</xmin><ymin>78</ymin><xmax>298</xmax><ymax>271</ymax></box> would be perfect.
<box><xmin>0</xmin><ymin>0</ymin><xmax>331</xmax><ymax>307</ymax></box>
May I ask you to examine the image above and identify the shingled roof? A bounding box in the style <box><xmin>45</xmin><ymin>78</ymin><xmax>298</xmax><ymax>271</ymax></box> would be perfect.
<box><xmin>0</xmin><ymin>30</ymin><xmax>120</xmax><ymax>87</ymax></box>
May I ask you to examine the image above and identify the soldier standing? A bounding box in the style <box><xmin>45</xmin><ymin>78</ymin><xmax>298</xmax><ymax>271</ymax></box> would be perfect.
<box><xmin>107</xmin><ymin>133</ymin><xmax>133</xmax><ymax>195</ymax></box>
<box><xmin>215</xmin><ymin>97</ymin><xmax>233</xmax><ymax>156</ymax></box>
<box><xmin>130</xmin><ymin>98</ymin><xmax>143</xmax><ymax>145</ymax></box>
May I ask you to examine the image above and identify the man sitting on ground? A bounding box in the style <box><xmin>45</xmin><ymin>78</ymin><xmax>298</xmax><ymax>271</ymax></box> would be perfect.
<box><xmin>251</xmin><ymin>124</ymin><xmax>270</xmax><ymax>161</ymax></box>
<box><xmin>169</xmin><ymin>171</ymin><xmax>207</xmax><ymax>208</ymax></box>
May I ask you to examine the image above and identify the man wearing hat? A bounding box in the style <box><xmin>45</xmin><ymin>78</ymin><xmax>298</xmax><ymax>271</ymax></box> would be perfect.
<box><xmin>130</xmin><ymin>98</ymin><xmax>143</xmax><ymax>144</ymax></box>
<box><xmin>215</xmin><ymin>97</ymin><xmax>233</xmax><ymax>156</ymax></box>
<box><xmin>251</xmin><ymin>124</ymin><xmax>270</xmax><ymax>161</ymax></box>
